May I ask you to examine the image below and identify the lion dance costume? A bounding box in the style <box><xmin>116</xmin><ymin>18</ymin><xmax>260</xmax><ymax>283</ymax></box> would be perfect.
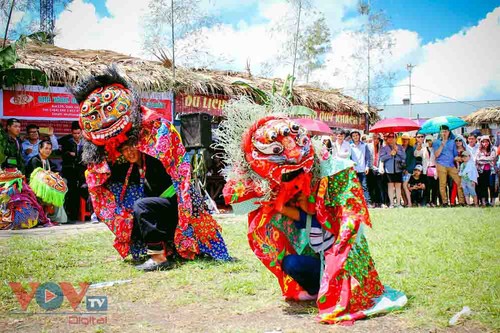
<box><xmin>217</xmin><ymin>98</ymin><xmax>406</xmax><ymax>324</ymax></box>
<box><xmin>71</xmin><ymin>67</ymin><xmax>230</xmax><ymax>261</ymax></box>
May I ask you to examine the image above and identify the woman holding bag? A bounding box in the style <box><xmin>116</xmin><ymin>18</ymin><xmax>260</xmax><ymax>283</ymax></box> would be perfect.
<box><xmin>476</xmin><ymin>136</ymin><xmax>497</xmax><ymax>207</ymax></box>
<box><xmin>420</xmin><ymin>135</ymin><xmax>439</xmax><ymax>206</ymax></box>
<box><xmin>379</xmin><ymin>133</ymin><xmax>406</xmax><ymax>208</ymax></box>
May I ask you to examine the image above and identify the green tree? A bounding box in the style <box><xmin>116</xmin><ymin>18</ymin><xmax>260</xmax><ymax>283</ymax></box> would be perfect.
<box><xmin>350</xmin><ymin>0</ymin><xmax>395</xmax><ymax>108</ymax></box>
<box><xmin>142</xmin><ymin>0</ymin><xmax>225</xmax><ymax>69</ymax></box>
<box><xmin>0</xmin><ymin>32</ymin><xmax>49</xmax><ymax>87</ymax></box>
<box><xmin>264</xmin><ymin>1</ymin><xmax>331</xmax><ymax>85</ymax></box>
<box><xmin>297</xmin><ymin>16</ymin><xmax>331</xmax><ymax>83</ymax></box>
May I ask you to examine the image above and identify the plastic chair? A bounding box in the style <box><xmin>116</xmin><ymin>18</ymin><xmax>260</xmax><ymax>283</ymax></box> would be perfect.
<box><xmin>79</xmin><ymin>196</ymin><xmax>91</xmax><ymax>222</ymax></box>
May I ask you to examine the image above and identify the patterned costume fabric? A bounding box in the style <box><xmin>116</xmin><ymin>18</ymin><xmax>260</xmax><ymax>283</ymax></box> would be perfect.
<box><xmin>74</xmin><ymin>70</ymin><xmax>231</xmax><ymax>262</ymax></box>
<box><xmin>85</xmin><ymin>109</ymin><xmax>230</xmax><ymax>260</ymax></box>
<box><xmin>0</xmin><ymin>170</ymin><xmax>50</xmax><ymax>230</ymax></box>
<box><xmin>224</xmin><ymin>116</ymin><xmax>406</xmax><ymax>324</ymax></box>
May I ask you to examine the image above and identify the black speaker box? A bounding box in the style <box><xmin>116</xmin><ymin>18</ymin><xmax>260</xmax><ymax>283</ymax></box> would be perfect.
<box><xmin>179</xmin><ymin>113</ymin><xmax>212</xmax><ymax>149</ymax></box>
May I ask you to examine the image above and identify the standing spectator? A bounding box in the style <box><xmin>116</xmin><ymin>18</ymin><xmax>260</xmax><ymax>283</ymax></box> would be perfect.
<box><xmin>21</xmin><ymin>124</ymin><xmax>59</xmax><ymax>165</ymax></box>
<box><xmin>466</xmin><ymin>133</ymin><xmax>479</xmax><ymax>161</ymax></box>
<box><xmin>379</xmin><ymin>133</ymin><xmax>406</xmax><ymax>208</ymax></box>
<box><xmin>350</xmin><ymin>130</ymin><xmax>372</xmax><ymax>206</ymax></box>
<box><xmin>449</xmin><ymin>135</ymin><xmax>467</xmax><ymax>205</ymax></box>
<box><xmin>2</xmin><ymin>118</ymin><xmax>24</xmax><ymax>173</ymax></box>
<box><xmin>321</xmin><ymin>135</ymin><xmax>334</xmax><ymax>156</ymax></box>
<box><xmin>367</xmin><ymin>134</ymin><xmax>388</xmax><ymax>207</ymax></box>
<box><xmin>475</xmin><ymin>136</ymin><xmax>497</xmax><ymax>207</ymax></box>
<box><xmin>407</xmin><ymin>165</ymin><xmax>426</xmax><ymax>206</ymax></box>
<box><xmin>419</xmin><ymin>135</ymin><xmax>439</xmax><ymax>207</ymax></box>
<box><xmin>61</xmin><ymin>124</ymin><xmax>86</xmax><ymax>221</ymax></box>
<box><xmin>458</xmin><ymin>151</ymin><xmax>479</xmax><ymax>207</ymax></box>
<box><xmin>414</xmin><ymin>133</ymin><xmax>425</xmax><ymax>165</ymax></box>
<box><xmin>433</xmin><ymin>125</ymin><xmax>465</xmax><ymax>207</ymax></box>
<box><xmin>333</xmin><ymin>129</ymin><xmax>351</xmax><ymax>160</ymax></box>
<box><xmin>401</xmin><ymin>133</ymin><xmax>416</xmax><ymax>207</ymax></box>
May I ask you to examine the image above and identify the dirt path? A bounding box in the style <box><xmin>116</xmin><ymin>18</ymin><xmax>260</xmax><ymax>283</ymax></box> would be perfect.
<box><xmin>1</xmin><ymin>274</ymin><xmax>488</xmax><ymax>333</ymax></box>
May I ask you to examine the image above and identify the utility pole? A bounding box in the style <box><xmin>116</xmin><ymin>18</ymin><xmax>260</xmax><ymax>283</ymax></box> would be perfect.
<box><xmin>171</xmin><ymin>0</ymin><xmax>176</xmax><ymax>116</ymax></box>
<box><xmin>2</xmin><ymin>0</ymin><xmax>16</xmax><ymax>48</ymax></box>
<box><xmin>406</xmin><ymin>63</ymin><xmax>415</xmax><ymax>119</ymax></box>
<box><xmin>359</xmin><ymin>0</ymin><xmax>371</xmax><ymax>133</ymax></box>
<box><xmin>291</xmin><ymin>0</ymin><xmax>302</xmax><ymax>90</ymax></box>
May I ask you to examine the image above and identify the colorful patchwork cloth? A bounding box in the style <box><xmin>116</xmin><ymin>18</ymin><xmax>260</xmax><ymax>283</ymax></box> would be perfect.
<box><xmin>86</xmin><ymin>110</ymin><xmax>230</xmax><ymax>261</ymax></box>
<box><xmin>0</xmin><ymin>172</ymin><xmax>49</xmax><ymax>230</ymax></box>
<box><xmin>224</xmin><ymin>114</ymin><xmax>406</xmax><ymax>324</ymax></box>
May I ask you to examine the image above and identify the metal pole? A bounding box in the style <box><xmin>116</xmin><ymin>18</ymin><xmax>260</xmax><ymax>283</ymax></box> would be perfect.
<box><xmin>2</xmin><ymin>0</ymin><xmax>16</xmax><ymax>48</ymax></box>
<box><xmin>171</xmin><ymin>0</ymin><xmax>176</xmax><ymax>116</ymax></box>
<box><xmin>291</xmin><ymin>0</ymin><xmax>302</xmax><ymax>89</ymax></box>
<box><xmin>407</xmin><ymin>63</ymin><xmax>415</xmax><ymax>119</ymax></box>
<box><xmin>171</xmin><ymin>0</ymin><xmax>176</xmax><ymax>81</ymax></box>
<box><xmin>366</xmin><ymin>45</ymin><xmax>370</xmax><ymax>133</ymax></box>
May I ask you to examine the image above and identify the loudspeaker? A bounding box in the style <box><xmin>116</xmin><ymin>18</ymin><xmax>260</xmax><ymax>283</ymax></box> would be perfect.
<box><xmin>179</xmin><ymin>113</ymin><xmax>212</xmax><ymax>149</ymax></box>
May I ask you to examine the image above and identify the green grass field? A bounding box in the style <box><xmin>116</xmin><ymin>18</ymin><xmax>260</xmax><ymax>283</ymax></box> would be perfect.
<box><xmin>0</xmin><ymin>208</ymin><xmax>498</xmax><ymax>332</ymax></box>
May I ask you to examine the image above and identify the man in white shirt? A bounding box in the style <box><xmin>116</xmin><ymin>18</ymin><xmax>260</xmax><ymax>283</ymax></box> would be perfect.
<box><xmin>333</xmin><ymin>129</ymin><xmax>351</xmax><ymax>160</ymax></box>
<box><xmin>350</xmin><ymin>130</ymin><xmax>372</xmax><ymax>205</ymax></box>
<box><xmin>466</xmin><ymin>134</ymin><xmax>479</xmax><ymax>161</ymax></box>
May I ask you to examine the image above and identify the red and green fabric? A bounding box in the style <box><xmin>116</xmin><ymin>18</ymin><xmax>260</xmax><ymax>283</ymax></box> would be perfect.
<box><xmin>224</xmin><ymin>114</ymin><xmax>406</xmax><ymax>324</ymax></box>
<box><xmin>86</xmin><ymin>106</ymin><xmax>229</xmax><ymax>260</ymax></box>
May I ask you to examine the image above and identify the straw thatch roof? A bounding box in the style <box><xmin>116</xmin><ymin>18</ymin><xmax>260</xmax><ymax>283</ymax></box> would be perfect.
<box><xmin>12</xmin><ymin>41</ymin><xmax>376</xmax><ymax>118</ymax></box>
<box><xmin>464</xmin><ymin>106</ymin><xmax>500</xmax><ymax>124</ymax></box>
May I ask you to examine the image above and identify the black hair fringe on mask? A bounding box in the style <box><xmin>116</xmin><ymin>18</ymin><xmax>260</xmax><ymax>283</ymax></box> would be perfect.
<box><xmin>70</xmin><ymin>65</ymin><xmax>132</xmax><ymax>103</ymax></box>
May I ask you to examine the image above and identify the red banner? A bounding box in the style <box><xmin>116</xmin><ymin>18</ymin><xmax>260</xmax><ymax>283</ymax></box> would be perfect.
<box><xmin>1</xmin><ymin>87</ymin><xmax>79</xmax><ymax>119</ymax></box>
<box><xmin>175</xmin><ymin>94</ymin><xmax>229</xmax><ymax>117</ymax></box>
<box><xmin>0</xmin><ymin>86</ymin><xmax>173</xmax><ymax>122</ymax></box>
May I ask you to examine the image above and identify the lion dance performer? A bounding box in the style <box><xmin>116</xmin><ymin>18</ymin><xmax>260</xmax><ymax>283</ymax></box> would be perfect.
<box><xmin>217</xmin><ymin>98</ymin><xmax>406</xmax><ymax>324</ymax></box>
<box><xmin>71</xmin><ymin>66</ymin><xmax>230</xmax><ymax>271</ymax></box>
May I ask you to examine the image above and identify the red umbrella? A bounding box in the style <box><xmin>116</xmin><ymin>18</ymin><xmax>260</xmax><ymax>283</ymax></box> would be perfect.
<box><xmin>370</xmin><ymin>117</ymin><xmax>420</xmax><ymax>133</ymax></box>
<box><xmin>293</xmin><ymin>118</ymin><xmax>333</xmax><ymax>135</ymax></box>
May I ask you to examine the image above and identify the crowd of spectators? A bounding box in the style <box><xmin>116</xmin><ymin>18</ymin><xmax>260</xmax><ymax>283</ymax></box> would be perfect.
<box><xmin>322</xmin><ymin>126</ymin><xmax>499</xmax><ymax>208</ymax></box>
<box><xmin>2</xmin><ymin>118</ymin><xmax>89</xmax><ymax>223</ymax></box>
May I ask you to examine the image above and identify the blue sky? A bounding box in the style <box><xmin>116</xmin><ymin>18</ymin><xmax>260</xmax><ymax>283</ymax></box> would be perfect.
<box><xmin>84</xmin><ymin>0</ymin><xmax>499</xmax><ymax>44</ymax></box>
<box><xmin>6</xmin><ymin>0</ymin><xmax>499</xmax><ymax>105</ymax></box>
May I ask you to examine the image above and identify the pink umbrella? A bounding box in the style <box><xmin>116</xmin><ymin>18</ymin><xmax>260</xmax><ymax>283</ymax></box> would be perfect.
<box><xmin>370</xmin><ymin>117</ymin><xmax>420</xmax><ymax>133</ymax></box>
<box><xmin>293</xmin><ymin>118</ymin><xmax>333</xmax><ymax>135</ymax></box>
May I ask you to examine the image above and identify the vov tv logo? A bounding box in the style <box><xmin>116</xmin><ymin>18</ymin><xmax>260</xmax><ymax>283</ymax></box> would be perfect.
<box><xmin>9</xmin><ymin>282</ymin><xmax>107</xmax><ymax>312</ymax></box>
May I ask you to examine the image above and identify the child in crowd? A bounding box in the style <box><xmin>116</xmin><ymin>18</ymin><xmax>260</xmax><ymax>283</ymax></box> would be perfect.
<box><xmin>408</xmin><ymin>164</ymin><xmax>426</xmax><ymax>206</ymax></box>
<box><xmin>458</xmin><ymin>151</ymin><xmax>479</xmax><ymax>207</ymax></box>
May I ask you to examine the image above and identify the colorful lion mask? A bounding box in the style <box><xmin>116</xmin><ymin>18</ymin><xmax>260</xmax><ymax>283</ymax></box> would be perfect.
<box><xmin>242</xmin><ymin>116</ymin><xmax>315</xmax><ymax>186</ymax></box>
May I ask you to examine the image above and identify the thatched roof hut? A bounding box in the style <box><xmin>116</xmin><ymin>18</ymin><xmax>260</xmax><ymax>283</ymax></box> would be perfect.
<box><xmin>464</xmin><ymin>106</ymin><xmax>500</xmax><ymax>125</ymax></box>
<box><xmin>12</xmin><ymin>41</ymin><xmax>377</xmax><ymax>119</ymax></box>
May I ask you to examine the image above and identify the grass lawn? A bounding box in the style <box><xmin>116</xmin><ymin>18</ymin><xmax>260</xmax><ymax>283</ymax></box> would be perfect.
<box><xmin>0</xmin><ymin>208</ymin><xmax>498</xmax><ymax>332</ymax></box>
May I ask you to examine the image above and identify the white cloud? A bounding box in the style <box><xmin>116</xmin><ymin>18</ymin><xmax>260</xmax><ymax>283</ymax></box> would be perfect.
<box><xmin>53</xmin><ymin>1</ymin><xmax>499</xmax><ymax>105</ymax></box>
<box><xmin>54</xmin><ymin>0</ymin><xmax>150</xmax><ymax>57</ymax></box>
<box><xmin>389</xmin><ymin>7</ymin><xmax>500</xmax><ymax>104</ymax></box>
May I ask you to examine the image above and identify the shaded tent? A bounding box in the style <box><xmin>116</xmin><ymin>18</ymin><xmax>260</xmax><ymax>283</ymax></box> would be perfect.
<box><xmin>464</xmin><ymin>106</ymin><xmax>500</xmax><ymax>125</ymax></box>
<box><xmin>11</xmin><ymin>40</ymin><xmax>378</xmax><ymax>121</ymax></box>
